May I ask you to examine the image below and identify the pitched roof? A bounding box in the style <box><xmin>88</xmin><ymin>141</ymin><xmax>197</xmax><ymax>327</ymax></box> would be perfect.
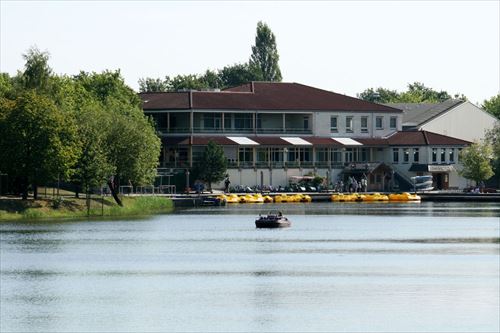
<box><xmin>386</xmin><ymin>130</ymin><xmax>470</xmax><ymax>146</ymax></box>
<box><xmin>141</xmin><ymin>82</ymin><xmax>402</xmax><ymax>113</ymax></box>
<box><xmin>386</xmin><ymin>99</ymin><xmax>464</xmax><ymax>127</ymax></box>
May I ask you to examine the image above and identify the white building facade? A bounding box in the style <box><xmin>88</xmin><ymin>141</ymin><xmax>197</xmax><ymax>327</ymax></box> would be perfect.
<box><xmin>142</xmin><ymin>82</ymin><xmax>471</xmax><ymax>191</ymax></box>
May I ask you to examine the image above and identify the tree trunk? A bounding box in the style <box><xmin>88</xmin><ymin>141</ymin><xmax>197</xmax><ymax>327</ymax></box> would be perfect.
<box><xmin>107</xmin><ymin>179</ymin><xmax>123</xmax><ymax>206</ymax></box>
<box><xmin>21</xmin><ymin>176</ymin><xmax>28</xmax><ymax>200</ymax></box>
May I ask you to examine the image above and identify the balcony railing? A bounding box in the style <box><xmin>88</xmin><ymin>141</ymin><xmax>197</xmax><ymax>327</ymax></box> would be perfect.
<box><xmin>157</xmin><ymin>126</ymin><xmax>313</xmax><ymax>135</ymax></box>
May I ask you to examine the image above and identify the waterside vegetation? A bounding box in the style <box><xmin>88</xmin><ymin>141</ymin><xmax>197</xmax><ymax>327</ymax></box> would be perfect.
<box><xmin>0</xmin><ymin>196</ymin><xmax>173</xmax><ymax>221</ymax></box>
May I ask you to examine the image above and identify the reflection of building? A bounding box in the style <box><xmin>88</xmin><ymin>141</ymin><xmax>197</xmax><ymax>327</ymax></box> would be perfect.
<box><xmin>141</xmin><ymin>82</ymin><xmax>470</xmax><ymax>190</ymax></box>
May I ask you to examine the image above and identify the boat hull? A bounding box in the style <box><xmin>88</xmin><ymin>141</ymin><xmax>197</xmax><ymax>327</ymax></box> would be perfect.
<box><xmin>255</xmin><ymin>217</ymin><xmax>291</xmax><ymax>228</ymax></box>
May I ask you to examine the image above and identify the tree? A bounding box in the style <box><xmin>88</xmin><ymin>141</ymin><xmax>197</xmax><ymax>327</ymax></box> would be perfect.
<box><xmin>138</xmin><ymin>77</ymin><xmax>170</xmax><ymax>93</ymax></box>
<box><xmin>0</xmin><ymin>91</ymin><xmax>80</xmax><ymax>200</ymax></box>
<box><xmin>218</xmin><ymin>63</ymin><xmax>261</xmax><ymax>88</ymax></box>
<box><xmin>485</xmin><ymin>123</ymin><xmax>500</xmax><ymax>186</ymax></box>
<box><xmin>75</xmin><ymin>71</ymin><xmax>161</xmax><ymax>205</ymax></box>
<box><xmin>249</xmin><ymin>21</ymin><xmax>282</xmax><ymax>82</ymax></box>
<box><xmin>20</xmin><ymin>46</ymin><xmax>52</xmax><ymax>92</ymax></box>
<box><xmin>482</xmin><ymin>94</ymin><xmax>500</xmax><ymax>119</ymax></box>
<box><xmin>193</xmin><ymin>141</ymin><xmax>227</xmax><ymax>192</ymax></box>
<box><xmin>358</xmin><ymin>82</ymin><xmax>464</xmax><ymax>103</ymax></box>
<box><xmin>458</xmin><ymin>142</ymin><xmax>494</xmax><ymax>186</ymax></box>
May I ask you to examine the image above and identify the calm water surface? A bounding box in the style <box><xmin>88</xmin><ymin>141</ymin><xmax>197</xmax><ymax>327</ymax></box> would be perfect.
<box><xmin>1</xmin><ymin>202</ymin><xmax>499</xmax><ymax>332</ymax></box>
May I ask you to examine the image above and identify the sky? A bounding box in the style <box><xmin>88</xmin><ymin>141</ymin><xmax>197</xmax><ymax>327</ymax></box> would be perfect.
<box><xmin>1</xmin><ymin>0</ymin><xmax>499</xmax><ymax>104</ymax></box>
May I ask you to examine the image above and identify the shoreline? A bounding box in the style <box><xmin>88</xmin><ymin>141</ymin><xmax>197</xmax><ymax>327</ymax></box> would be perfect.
<box><xmin>0</xmin><ymin>196</ymin><xmax>174</xmax><ymax>221</ymax></box>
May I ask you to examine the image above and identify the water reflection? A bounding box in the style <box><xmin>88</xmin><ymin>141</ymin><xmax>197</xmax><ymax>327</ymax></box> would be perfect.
<box><xmin>1</xmin><ymin>202</ymin><xmax>498</xmax><ymax>332</ymax></box>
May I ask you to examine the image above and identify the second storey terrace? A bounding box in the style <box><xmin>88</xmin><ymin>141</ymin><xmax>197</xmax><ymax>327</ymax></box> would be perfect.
<box><xmin>140</xmin><ymin>82</ymin><xmax>403</xmax><ymax>137</ymax></box>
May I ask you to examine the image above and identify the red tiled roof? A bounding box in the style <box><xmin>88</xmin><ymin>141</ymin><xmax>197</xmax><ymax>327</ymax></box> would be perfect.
<box><xmin>140</xmin><ymin>82</ymin><xmax>402</xmax><ymax>112</ymax></box>
<box><xmin>355</xmin><ymin>137</ymin><xmax>389</xmax><ymax>146</ymax></box>
<box><xmin>387</xmin><ymin>131</ymin><xmax>470</xmax><ymax>146</ymax></box>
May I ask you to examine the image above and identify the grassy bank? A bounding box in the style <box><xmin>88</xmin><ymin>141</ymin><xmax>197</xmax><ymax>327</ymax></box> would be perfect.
<box><xmin>0</xmin><ymin>196</ymin><xmax>174</xmax><ymax>221</ymax></box>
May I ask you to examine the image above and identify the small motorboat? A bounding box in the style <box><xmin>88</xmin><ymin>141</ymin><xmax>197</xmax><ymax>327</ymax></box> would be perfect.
<box><xmin>255</xmin><ymin>211</ymin><xmax>291</xmax><ymax>228</ymax></box>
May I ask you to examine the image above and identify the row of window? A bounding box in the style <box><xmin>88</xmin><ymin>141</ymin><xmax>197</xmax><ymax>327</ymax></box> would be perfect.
<box><xmin>392</xmin><ymin>148</ymin><xmax>460</xmax><ymax>164</ymax></box>
<box><xmin>331</xmin><ymin>116</ymin><xmax>397</xmax><ymax>133</ymax></box>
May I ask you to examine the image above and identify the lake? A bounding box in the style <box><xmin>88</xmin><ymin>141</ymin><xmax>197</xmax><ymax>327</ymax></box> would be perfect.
<box><xmin>1</xmin><ymin>202</ymin><xmax>499</xmax><ymax>332</ymax></box>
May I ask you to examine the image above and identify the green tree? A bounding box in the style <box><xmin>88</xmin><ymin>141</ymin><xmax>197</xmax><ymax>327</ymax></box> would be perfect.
<box><xmin>249</xmin><ymin>21</ymin><xmax>282</xmax><ymax>82</ymax></box>
<box><xmin>75</xmin><ymin>71</ymin><xmax>161</xmax><ymax>205</ymax></box>
<box><xmin>485</xmin><ymin>123</ymin><xmax>500</xmax><ymax>186</ymax></box>
<box><xmin>358</xmin><ymin>82</ymin><xmax>464</xmax><ymax>103</ymax></box>
<box><xmin>138</xmin><ymin>77</ymin><xmax>170</xmax><ymax>93</ymax></box>
<box><xmin>20</xmin><ymin>46</ymin><xmax>52</xmax><ymax>92</ymax></box>
<box><xmin>482</xmin><ymin>94</ymin><xmax>500</xmax><ymax>119</ymax></box>
<box><xmin>218</xmin><ymin>63</ymin><xmax>261</xmax><ymax>88</ymax></box>
<box><xmin>194</xmin><ymin>141</ymin><xmax>227</xmax><ymax>192</ymax></box>
<box><xmin>459</xmin><ymin>142</ymin><xmax>494</xmax><ymax>186</ymax></box>
<box><xmin>0</xmin><ymin>91</ymin><xmax>80</xmax><ymax>200</ymax></box>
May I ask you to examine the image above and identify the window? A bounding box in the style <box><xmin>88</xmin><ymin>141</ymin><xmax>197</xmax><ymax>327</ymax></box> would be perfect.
<box><xmin>303</xmin><ymin>116</ymin><xmax>309</xmax><ymax>130</ymax></box>
<box><xmin>270</xmin><ymin>148</ymin><xmax>284</xmax><ymax>165</ymax></box>
<box><xmin>390</xmin><ymin>117</ymin><xmax>397</xmax><ymax>129</ymax></box>
<box><xmin>316</xmin><ymin>148</ymin><xmax>329</xmax><ymax>164</ymax></box>
<box><xmin>256</xmin><ymin>148</ymin><xmax>269</xmax><ymax>165</ymax></box>
<box><xmin>331</xmin><ymin>149</ymin><xmax>342</xmax><ymax>163</ymax></box>
<box><xmin>432</xmin><ymin>148</ymin><xmax>437</xmax><ymax>163</ymax></box>
<box><xmin>224</xmin><ymin>113</ymin><xmax>232</xmax><ymax>130</ymax></box>
<box><xmin>393</xmin><ymin>148</ymin><xmax>399</xmax><ymax>163</ymax></box>
<box><xmin>346</xmin><ymin>117</ymin><xmax>353</xmax><ymax>132</ymax></box>
<box><xmin>413</xmin><ymin>148</ymin><xmax>419</xmax><ymax>163</ymax></box>
<box><xmin>234</xmin><ymin>114</ymin><xmax>252</xmax><ymax>130</ymax></box>
<box><xmin>203</xmin><ymin>113</ymin><xmax>222</xmax><ymax>130</ymax></box>
<box><xmin>330</xmin><ymin>116</ymin><xmax>338</xmax><ymax>132</ymax></box>
<box><xmin>360</xmin><ymin>148</ymin><xmax>369</xmax><ymax>162</ymax></box>
<box><xmin>441</xmin><ymin>148</ymin><xmax>446</xmax><ymax>163</ymax></box>
<box><xmin>376</xmin><ymin>116</ymin><xmax>383</xmax><ymax>130</ymax></box>
<box><xmin>345</xmin><ymin>148</ymin><xmax>354</xmax><ymax>162</ymax></box>
<box><xmin>403</xmin><ymin>148</ymin><xmax>409</xmax><ymax>163</ymax></box>
<box><xmin>361</xmin><ymin>117</ymin><xmax>368</xmax><ymax>133</ymax></box>
<box><xmin>449</xmin><ymin>149</ymin><xmax>454</xmax><ymax>163</ymax></box>
<box><xmin>238</xmin><ymin>147</ymin><xmax>253</xmax><ymax>166</ymax></box>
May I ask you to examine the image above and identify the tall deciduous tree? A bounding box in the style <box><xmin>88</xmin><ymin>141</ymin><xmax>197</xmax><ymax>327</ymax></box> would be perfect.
<box><xmin>249</xmin><ymin>21</ymin><xmax>282</xmax><ymax>82</ymax></box>
<box><xmin>459</xmin><ymin>142</ymin><xmax>494</xmax><ymax>186</ymax></box>
<box><xmin>482</xmin><ymin>94</ymin><xmax>500</xmax><ymax>119</ymax></box>
<box><xmin>194</xmin><ymin>141</ymin><xmax>227</xmax><ymax>192</ymax></box>
<box><xmin>21</xmin><ymin>46</ymin><xmax>52</xmax><ymax>92</ymax></box>
<box><xmin>0</xmin><ymin>91</ymin><xmax>80</xmax><ymax>200</ymax></box>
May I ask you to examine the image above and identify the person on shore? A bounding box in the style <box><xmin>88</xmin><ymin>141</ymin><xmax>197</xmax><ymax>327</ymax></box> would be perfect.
<box><xmin>353</xmin><ymin>178</ymin><xmax>358</xmax><ymax>193</ymax></box>
<box><xmin>224</xmin><ymin>175</ymin><xmax>231</xmax><ymax>193</ymax></box>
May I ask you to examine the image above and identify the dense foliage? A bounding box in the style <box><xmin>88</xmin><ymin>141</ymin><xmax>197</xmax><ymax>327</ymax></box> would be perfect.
<box><xmin>193</xmin><ymin>141</ymin><xmax>227</xmax><ymax>192</ymax></box>
<box><xmin>358</xmin><ymin>82</ymin><xmax>466</xmax><ymax>103</ymax></box>
<box><xmin>458</xmin><ymin>141</ymin><xmax>494</xmax><ymax>185</ymax></box>
<box><xmin>249</xmin><ymin>21</ymin><xmax>282</xmax><ymax>82</ymax></box>
<box><xmin>482</xmin><ymin>94</ymin><xmax>500</xmax><ymax>119</ymax></box>
<box><xmin>0</xmin><ymin>47</ymin><xmax>161</xmax><ymax>203</ymax></box>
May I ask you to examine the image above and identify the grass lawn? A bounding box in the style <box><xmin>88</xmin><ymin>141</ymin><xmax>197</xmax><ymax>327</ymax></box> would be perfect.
<box><xmin>0</xmin><ymin>195</ymin><xmax>174</xmax><ymax>221</ymax></box>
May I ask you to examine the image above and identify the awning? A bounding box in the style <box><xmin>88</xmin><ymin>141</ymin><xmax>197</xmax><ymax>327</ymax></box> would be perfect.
<box><xmin>409</xmin><ymin>164</ymin><xmax>455</xmax><ymax>172</ymax></box>
<box><xmin>280</xmin><ymin>137</ymin><xmax>312</xmax><ymax>145</ymax></box>
<box><xmin>332</xmin><ymin>137</ymin><xmax>363</xmax><ymax>146</ymax></box>
<box><xmin>226</xmin><ymin>137</ymin><xmax>259</xmax><ymax>145</ymax></box>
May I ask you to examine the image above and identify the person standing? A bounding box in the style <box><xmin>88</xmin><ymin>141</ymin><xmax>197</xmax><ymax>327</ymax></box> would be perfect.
<box><xmin>224</xmin><ymin>175</ymin><xmax>231</xmax><ymax>193</ymax></box>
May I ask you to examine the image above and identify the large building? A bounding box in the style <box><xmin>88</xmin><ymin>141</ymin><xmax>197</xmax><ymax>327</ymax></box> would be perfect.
<box><xmin>141</xmin><ymin>82</ymin><xmax>471</xmax><ymax>191</ymax></box>
<box><xmin>388</xmin><ymin>99</ymin><xmax>497</xmax><ymax>142</ymax></box>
